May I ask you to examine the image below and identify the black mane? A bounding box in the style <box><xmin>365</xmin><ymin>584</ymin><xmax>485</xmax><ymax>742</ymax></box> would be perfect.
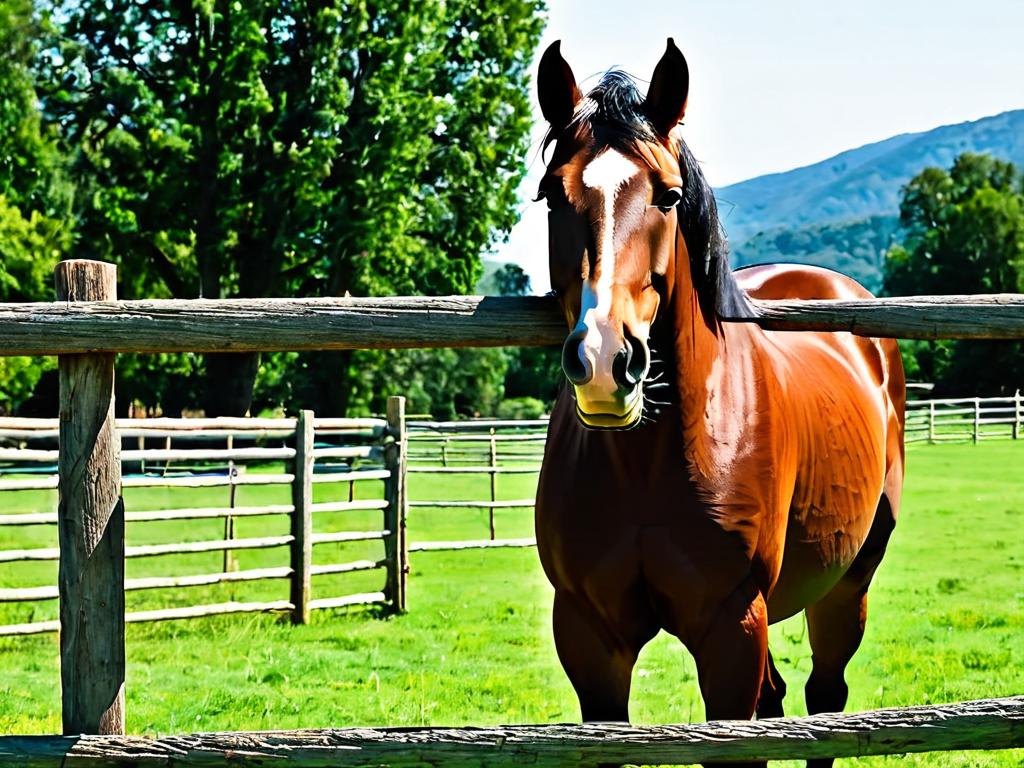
<box><xmin>548</xmin><ymin>70</ymin><xmax>755</xmax><ymax>322</ymax></box>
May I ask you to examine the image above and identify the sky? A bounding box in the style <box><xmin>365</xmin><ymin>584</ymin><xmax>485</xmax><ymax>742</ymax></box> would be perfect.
<box><xmin>498</xmin><ymin>0</ymin><xmax>1024</xmax><ymax>292</ymax></box>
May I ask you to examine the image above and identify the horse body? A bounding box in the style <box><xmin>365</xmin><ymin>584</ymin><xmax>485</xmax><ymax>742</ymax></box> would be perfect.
<box><xmin>534</xmin><ymin>40</ymin><xmax>904</xmax><ymax>767</ymax></box>
<box><xmin>537</xmin><ymin>260</ymin><xmax>904</xmax><ymax>716</ymax></box>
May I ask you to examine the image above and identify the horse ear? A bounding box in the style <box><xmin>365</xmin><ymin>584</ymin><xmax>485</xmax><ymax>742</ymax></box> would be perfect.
<box><xmin>645</xmin><ymin>38</ymin><xmax>689</xmax><ymax>136</ymax></box>
<box><xmin>538</xmin><ymin>41</ymin><xmax>581</xmax><ymax>131</ymax></box>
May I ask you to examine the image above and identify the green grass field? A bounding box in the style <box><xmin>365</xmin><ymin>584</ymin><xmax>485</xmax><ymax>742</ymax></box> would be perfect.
<box><xmin>1</xmin><ymin>441</ymin><xmax>1022</xmax><ymax>767</ymax></box>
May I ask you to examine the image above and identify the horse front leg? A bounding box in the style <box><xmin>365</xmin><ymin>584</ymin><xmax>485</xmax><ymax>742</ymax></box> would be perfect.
<box><xmin>551</xmin><ymin>590</ymin><xmax>649</xmax><ymax>723</ymax></box>
<box><xmin>692</xmin><ymin>577</ymin><xmax>769</xmax><ymax>768</ymax></box>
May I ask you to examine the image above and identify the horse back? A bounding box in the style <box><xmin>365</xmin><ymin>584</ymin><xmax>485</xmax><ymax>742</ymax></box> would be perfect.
<box><xmin>735</xmin><ymin>262</ymin><xmax>906</xmax><ymax>423</ymax></box>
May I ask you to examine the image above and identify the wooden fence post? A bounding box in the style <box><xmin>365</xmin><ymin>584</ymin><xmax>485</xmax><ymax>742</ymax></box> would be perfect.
<box><xmin>973</xmin><ymin>397</ymin><xmax>980</xmax><ymax>443</ymax></box>
<box><xmin>488</xmin><ymin>428</ymin><xmax>497</xmax><ymax>541</ymax></box>
<box><xmin>384</xmin><ymin>396</ymin><xmax>408</xmax><ymax>613</ymax></box>
<box><xmin>223</xmin><ymin>434</ymin><xmax>237</xmax><ymax>573</ymax></box>
<box><xmin>289</xmin><ymin>410</ymin><xmax>313</xmax><ymax>624</ymax></box>
<box><xmin>55</xmin><ymin>260</ymin><xmax>125</xmax><ymax>736</ymax></box>
<box><xmin>1014</xmin><ymin>390</ymin><xmax>1021</xmax><ymax>441</ymax></box>
<box><xmin>928</xmin><ymin>401</ymin><xmax>935</xmax><ymax>444</ymax></box>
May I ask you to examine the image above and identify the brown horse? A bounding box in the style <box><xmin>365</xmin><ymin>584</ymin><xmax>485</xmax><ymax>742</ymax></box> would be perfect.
<box><xmin>534</xmin><ymin>40</ymin><xmax>905</xmax><ymax>768</ymax></box>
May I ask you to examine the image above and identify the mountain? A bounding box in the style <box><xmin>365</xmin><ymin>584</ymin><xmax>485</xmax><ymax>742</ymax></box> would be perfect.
<box><xmin>715</xmin><ymin>109</ymin><xmax>1024</xmax><ymax>291</ymax></box>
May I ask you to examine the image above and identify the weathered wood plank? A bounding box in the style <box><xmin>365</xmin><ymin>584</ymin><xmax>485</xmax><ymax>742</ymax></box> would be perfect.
<box><xmin>0</xmin><ymin>295</ymin><xmax>566</xmax><ymax>355</ymax></box>
<box><xmin>54</xmin><ymin>260</ymin><xmax>125</xmax><ymax>737</ymax></box>
<box><xmin>409</xmin><ymin>538</ymin><xmax>537</xmax><ymax>552</ymax></box>
<box><xmin>310</xmin><ymin>531</ymin><xmax>388</xmax><ymax>545</ymax></box>
<box><xmin>738</xmin><ymin>294</ymin><xmax>1024</xmax><ymax>339</ymax></box>
<box><xmin>310</xmin><ymin>500</ymin><xmax>389</xmax><ymax>514</ymax></box>
<box><xmin>383</xmin><ymin>396</ymin><xmax>408</xmax><ymax>613</ymax></box>
<box><xmin>408</xmin><ymin>500</ymin><xmax>535</xmax><ymax>509</ymax></box>
<box><xmin>309</xmin><ymin>560</ymin><xmax>383</xmax><ymax>577</ymax></box>
<box><xmin>124</xmin><ymin>600</ymin><xmax>293</xmax><ymax>624</ymax></box>
<box><xmin>0</xmin><ymin>597</ymin><xmax>297</xmax><ymax>636</ymax></box>
<box><xmin>0</xmin><ymin>567</ymin><xmax>295</xmax><ymax>603</ymax></box>
<box><xmin>408</xmin><ymin>466</ymin><xmax>540</xmax><ymax>474</ymax></box>
<box><xmin>123</xmin><ymin>473</ymin><xmax>293</xmax><ymax>488</ymax></box>
<box><xmin>1</xmin><ymin>293</ymin><xmax>1024</xmax><ymax>358</ymax></box>
<box><xmin>311</xmin><ymin>469</ymin><xmax>390</xmax><ymax>484</ymax></box>
<box><xmin>408</xmin><ymin>419</ymin><xmax>550</xmax><ymax>431</ymax></box>
<box><xmin>307</xmin><ymin>592</ymin><xmax>387</xmax><ymax>611</ymax></box>
<box><xmin>1</xmin><ymin>696</ymin><xmax>1021</xmax><ymax>766</ymax></box>
<box><xmin>0</xmin><ymin>535</ymin><xmax>294</xmax><ymax>563</ymax></box>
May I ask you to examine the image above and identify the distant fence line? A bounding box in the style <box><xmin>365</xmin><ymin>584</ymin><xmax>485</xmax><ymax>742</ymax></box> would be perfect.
<box><xmin>3</xmin><ymin>387</ymin><xmax>1019</xmax><ymax>613</ymax></box>
<box><xmin>0</xmin><ymin>405</ymin><xmax>410</xmax><ymax>637</ymax></box>
<box><xmin>905</xmin><ymin>391</ymin><xmax>1022</xmax><ymax>443</ymax></box>
<box><xmin>406</xmin><ymin>418</ymin><xmax>544</xmax><ymax>546</ymax></box>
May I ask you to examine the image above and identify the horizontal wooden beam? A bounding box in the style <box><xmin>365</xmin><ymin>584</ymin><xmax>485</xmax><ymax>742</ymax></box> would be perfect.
<box><xmin>740</xmin><ymin>294</ymin><xmax>1024</xmax><ymax>339</ymax></box>
<box><xmin>2</xmin><ymin>696</ymin><xmax>1021</xmax><ymax>765</ymax></box>
<box><xmin>0</xmin><ymin>535</ymin><xmax>295</xmax><ymax>563</ymax></box>
<box><xmin>409</xmin><ymin>537</ymin><xmax>537</xmax><ymax>552</ymax></box>
<box><xmin>1</xmin><ymin>293</ymin><xmax>1023</xmax><ymax>356</ymax></box>
<box><xmin>0</xmin><ymin>567</ymin><xmax>293</xmax><ymax>603</ymax></box>
<box><xmin>0</xmin><ymin>295</ymin><xmax>566</xmax><ymax>355</ymax></box>
<box><xmin>0</xmin><ymin>600</ymin><xmax>295</xmax><ymax>637</ymax></box>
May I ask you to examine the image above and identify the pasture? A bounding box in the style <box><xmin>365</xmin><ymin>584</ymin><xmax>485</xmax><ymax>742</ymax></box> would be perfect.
<box><xmin>1</xmin><ymin>440</ymin><xmax>1022</xmax><ymax>767</ymax></box>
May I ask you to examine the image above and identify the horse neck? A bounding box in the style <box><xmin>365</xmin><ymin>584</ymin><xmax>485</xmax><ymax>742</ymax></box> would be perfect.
<box><xmin>658</xmin><ymin>233</ymin><xmax>767</xmax><ymax>488</ymax></box>
<box><xmin>665</xmin><ymin>239</ymin><xmax>721</xmax><ymax>409</ymax></box>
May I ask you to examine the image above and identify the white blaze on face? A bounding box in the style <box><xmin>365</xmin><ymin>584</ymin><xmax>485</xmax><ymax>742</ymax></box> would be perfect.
<box><xmin>573</xmin><ymin>148</ymin><xmax>641</xmax><ymax>417</ymax></box>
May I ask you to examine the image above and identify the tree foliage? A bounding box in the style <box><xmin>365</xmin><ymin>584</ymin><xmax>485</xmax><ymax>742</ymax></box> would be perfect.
<box><xmin>883</xmin><ymin>153</ymin><xmax>1024</xmax><ymax>394</ymax></box>
<box><xmin>36</xmin><ymin>0</ymin><xmax>544</xmax><ymax>415</ymax></box>
<box><xmin>489</xmin><ymin>263</ymin><xmax>561</xmax><ymax>408</ymax></box>
<box><xmin>0</xmin><ymin>0</ymin><xmax>72</xmax><ymax>414</ymax></box>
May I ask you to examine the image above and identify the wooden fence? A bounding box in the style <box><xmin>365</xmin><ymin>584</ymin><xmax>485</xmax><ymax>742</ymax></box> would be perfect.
<box><xmin>906</xmin><ymin>391</ymin><xmax>1023</xmax><ymax>443</ymax></box>
<box><xmin>0</xmin><ymin>406</ymin><xmax>409</xmax><ymax>637</ymax></box>
<box><xmin>4</xmin><ymin>695</ymin><xmax>1023</xmax><ymax>765</ymax></box>
<box><xmin>405</xmin><ymin>419</ymin><xmax>545</xmax><ymax>550</ymax></box>
<box><xmin>0</xmin><ymin>259</ymin><xmax>1022</xmax><ymax>763</ymax></box>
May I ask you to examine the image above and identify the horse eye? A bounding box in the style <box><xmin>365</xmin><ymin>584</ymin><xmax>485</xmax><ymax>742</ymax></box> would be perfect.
<box><xmin>654</xmin><ymin>187</ymin><xmax>683</xmax><ymax>212</ymax></box>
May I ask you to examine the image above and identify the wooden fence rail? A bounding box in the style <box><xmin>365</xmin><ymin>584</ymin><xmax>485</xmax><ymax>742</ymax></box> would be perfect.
<box><xmin>1</xmin><ymin>695</ymin><xmax>1021</xmax><ymax>766</ymax></box>
<box><xmin>1</xmin><ymin>293</ymin><xmax>1024</xmax><ymax>358</ymax></box>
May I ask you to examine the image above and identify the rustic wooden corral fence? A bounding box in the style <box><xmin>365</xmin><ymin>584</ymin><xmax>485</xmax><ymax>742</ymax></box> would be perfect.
<box><xmin>407</xmin><ymin>418</ymin><xmax>547</xmax><ymax>466</ymax></box>
<box><xmin>406</xmin><ymin>419</ymin><xmax>545</xmax><ymax>548</ymax></box>
<box><xmin>905</xmin><ymin>391</ymin><xmax>1023</xmax><ymax>443</ymax></box>
<box><xmin>0</xmin><ymin>259</ymin><xmax>1023</xmax><ymax>763</ymax></box>
<box><xmin>0</xmin><ymin>409</ymin><xmax>410</xmax><ymax>637</ymax></box>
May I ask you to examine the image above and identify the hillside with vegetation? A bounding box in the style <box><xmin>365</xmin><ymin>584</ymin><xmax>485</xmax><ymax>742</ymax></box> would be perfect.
<box><xmin>717</xmin><ymin>109</ymin><xmax>1024</xmax><ymax>291</ymax></box>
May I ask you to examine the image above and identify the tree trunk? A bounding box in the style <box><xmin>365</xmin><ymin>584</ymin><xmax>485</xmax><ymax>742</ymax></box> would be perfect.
<box><xmin>295</xmin><ymin>350</ymin><xmax>353</xmax><ymax>416</ymax></box>
<box><xmin>202</xmin><ymin>353</ymin><xmax>260</xmax><ymax>416</ymax></box>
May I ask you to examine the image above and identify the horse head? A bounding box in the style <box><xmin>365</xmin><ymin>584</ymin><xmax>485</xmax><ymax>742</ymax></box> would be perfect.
<box><xmin>537</xmin><ymin>39</ymin><xmax>712</xmax><ymax>430</ymax></box>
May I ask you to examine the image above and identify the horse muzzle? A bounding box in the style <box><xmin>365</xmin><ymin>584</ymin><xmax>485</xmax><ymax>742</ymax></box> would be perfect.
<box><xmin>573</xmin><ymin>387</ymin><xmax>644</xmax><ymax>430</ymax></box>
<box><xmin>562</xmin><ymin>328</ymin><xmax>648</xmax><ymax>430</ymax></box>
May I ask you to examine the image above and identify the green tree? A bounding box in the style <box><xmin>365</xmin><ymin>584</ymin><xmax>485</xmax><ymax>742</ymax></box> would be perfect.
<box><xmin>493</xmin><ymin>262</ymin><xmax>531</xmax><ymax>297</ymax></box>
<box><xmin>883</xmin><ymin>153</ymin><xmax>1024</xmax><ymax>394</ymax></box>
<box><xmin>38</xmin><ymin>0</ymin><xmax>544</xmax><ymax>415</ymax></box>
<box><xmin>0</xmin><ymin>0</ymin><xmax>72</xmax><ymax>414</ymax></box>
<box><xmin>491</xmin><ymin>263</ymin><xmax>561</xmax><ymax>407</ymax></box>
<box><xmin>344</xmin><ymin>347</ymin><xmax>509</xmax><ymax>420</ymax></box>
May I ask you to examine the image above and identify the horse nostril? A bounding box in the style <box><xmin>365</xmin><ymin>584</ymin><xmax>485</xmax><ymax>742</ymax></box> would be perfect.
<box><xmin>616</xmin><ymin>330</ymin><xmax>649</xmax><ymax>388</ymax></box>
<box><xmin>561</xmin><ymin>329</ymin><xmax>592</xmax><ymax>385</ymax></box>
